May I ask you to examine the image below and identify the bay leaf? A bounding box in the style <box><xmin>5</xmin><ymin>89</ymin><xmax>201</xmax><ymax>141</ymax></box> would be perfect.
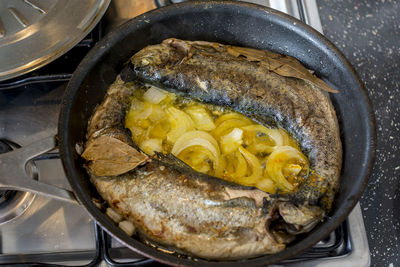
<box><xmin>226</xmin><ymin>46</ymin><xmax>338</xmax><ymax>93</ymax></box>
<box><xmin>82</xmin><ymin>135</ymin><xmax>149</xmax><ymax>176</ymax></box>
<box><xmin>226</xmin><ymin>46</ymin><xmax>266</xmax><ymax>62</ymax></box>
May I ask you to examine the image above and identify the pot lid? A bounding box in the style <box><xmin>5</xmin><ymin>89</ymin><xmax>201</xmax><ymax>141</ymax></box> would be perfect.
<box><xmin>0</xmin><ymin>0</ymin><xmax>110</xmax><ymax>81</ymax></box>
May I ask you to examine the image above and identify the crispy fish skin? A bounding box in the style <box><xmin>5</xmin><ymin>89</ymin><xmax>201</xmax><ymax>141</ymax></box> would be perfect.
<box><xmin>91</xmin><ymin>161</ymin><xmax>285</xmax><ymax>260</ymax></box>
<box><xmin>129</xmin><ymin>38</ymin><xmax>342</xmax><ymax>211</ymax></box>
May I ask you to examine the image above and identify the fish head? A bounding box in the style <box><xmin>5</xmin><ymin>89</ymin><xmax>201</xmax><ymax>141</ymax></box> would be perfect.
<box><xmin>278</xmin><ymin>202</ymin><xmax>324</xmax><ymax>235</ymax></box>
<box><xmin>116</xmin><ymin>43</ymin><xmax>169</xmax><ymax>84</ymax></box>
<box><xmin>128</xmin><ymin>39</ymin><xmax>197</xmax><ymax>84</ymax></box>
<box><xmin>131</xmin><ymin>44</ymin><xmax>167</xmax><ymax>69</ymax></box>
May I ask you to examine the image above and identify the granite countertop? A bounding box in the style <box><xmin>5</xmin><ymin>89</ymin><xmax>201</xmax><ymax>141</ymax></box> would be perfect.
<box><xmin>317</xmin><ymin>1</ymin><xmax>400</xmax><ymax>266</ymax></box>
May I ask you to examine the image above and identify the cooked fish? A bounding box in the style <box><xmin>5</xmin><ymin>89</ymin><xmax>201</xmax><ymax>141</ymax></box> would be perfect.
<box><xmin>86</xmin><ymin>78</ymin><xmax>288</xmax><ymax>259</ymax></box>
<box><xmin>91</xmin><ymin>158</ymin><xmax>286</xmax><ymax>260</ymax></box>
<box><xmin>86</xmin><ymin>76</ymin><xmax>136</xmax><ymax>145</ymax></box>
<box><xmin>83</xmin><ymin>39</ymin><xmax>341</xmax><ymax>259</ymax></box>
<box><xmin>128</xmin><ymin>38</ymin><xmax>342</xmax><ymax>211</ymax></box>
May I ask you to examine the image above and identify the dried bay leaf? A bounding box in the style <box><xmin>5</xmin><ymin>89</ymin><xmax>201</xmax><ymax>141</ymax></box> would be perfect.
<box><xmin>82</xmin><ymin>135</ymin><xmax>149</xmax><ymax>176</ymax></box>
<box><xmin>226</xmin><ymin>46</ymin><xmax>339</xmax><ymax>93</ymax></box>
<box><xmin>227</xmin><ymin>46</ymin><xmax>266</xmax><ymax>62</ymax></box>
<box><xmin>169</xmin><ymin>39</ymin><xmax>338</xmax><ymax>93</ymax></box>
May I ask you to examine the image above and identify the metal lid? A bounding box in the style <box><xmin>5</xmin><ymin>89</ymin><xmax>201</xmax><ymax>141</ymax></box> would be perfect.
<box><xmin>0</xmin><ymin>0</ymin><xmax>110</xmax><ymax>81</ymax></box>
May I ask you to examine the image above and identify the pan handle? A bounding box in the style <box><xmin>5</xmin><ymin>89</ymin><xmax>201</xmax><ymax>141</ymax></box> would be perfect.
<box><xmin>0</xmin><ymin>135</ymin><xmax>78</xmax><ymax>205</ymax></box>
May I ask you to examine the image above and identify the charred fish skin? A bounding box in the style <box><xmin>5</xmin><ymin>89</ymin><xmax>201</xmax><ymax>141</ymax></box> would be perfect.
<box><xmin>90</xmin><ymin>160</ymin><xmax>285</xmax><ymax>260</ymax></box>
<box><xmin>129</xmin><ymin>39</ymin><xmax>342</xmax><ymax>211</ymax></box>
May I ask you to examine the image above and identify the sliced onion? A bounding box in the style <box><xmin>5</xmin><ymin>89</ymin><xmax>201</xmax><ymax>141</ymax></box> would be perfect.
<box><xmin>148</xmin><ymin>104</ymin><xmax>165</xmax><ymax>122</ymax></box>
<box><xmin>215</xmin><ymin>112</ymin><xmax>252</xmax><ymax>127</ymax></box>
<box><xmin>123</xmin><ymin>86</ymin><xmax>309</xmax><ymax>195</ymax></box>
<box><xmin>131</xmin><ymin>101</ymin><xmax>153</xmax><ymax>120</ymax></box>
<box><xmin>215</xmin><ymin>153</ymin><xmax>227</xmax><ymax>177</ymax></box>
<box><xmin>126</xmin><ymin>125</ymin><xmax>145</xmax><ymax>144</ymax></box>
<box><xmin>230</xmin><ymin>150</ymin><xmax>247</xmax><ymax>178</ymax></box>
<box><xmin>265</xmin><ymin>146</ymin><xmax>309</xmax><ymax>192</ymax></box>
<box><xmin>172</xmin><ymin>131</ymin><xmax>220</xmax><ymax>170</ymax></box>
<box><xmin>139</xmin><ymin>138</ymin><xmax>163</xmax><ymax>155</ymax></box>
<box><xmin>125</xmin><ymin>101</ymin><xmax>153</xmax><ymax>134</ymax></box>
<box><xmin>119</xmin><ymin>220</ymin><xmax>135</xmax><ymax>236</ymax></box>
<box><xmin>284</xmin><ymin>164</ymin><xmax>303</xmax><ymax>176</ymax></box>
<box><xmin>195</xmin><ymin>163</ymin><xmax>211</xmax><ymax>173</ymax></box>
<box><xmin>212</xmin><ymin>119</ymin><xmax>252</xmax><ymax>138</ymax></box>
<box><xmin>220</xmin><ymin>128</ymin><xmax>243</xmax><ymax>154</ymax></box>
<box><xmin>237</xmin><ymin>146</ymin><xmax>262</xmax><ymax>186</ymax></box>
<box><xmin>143</xmin><ymin>86</ymin><xmax>168</xmax><ymax>104</ymax></box>
<box><xmin>179</xmin><ymin>146</ymin><xmax>210</xmax><ymax>165</ymax></box>
<box><xmin>166</xmin><ymin>107</ymin><xmax>195</xmax><ymax>144</ymax></box>
<box><xmin>178</xmin><ymin>146</ymin><xmax>215</xmax><ymax>174</ymax></box>
<box><xmin>241</xmin><ymin>125</ymin><xmax>284</xmax><ymax>146</ymax></box>
<box><xmin>148</xmin><ymin>119</ymin><xmax>170</xmax><ymax>139</ymax></box>
<box><xmin>256</xmin><ymin>178</ymin><xmax>277</xmax><ymax>194</ymax></box>
<box><xmin>246</xmin><ymin>143</ymin><xmax>275</xmax><ymax>155</ymax></box>
<box><xmin>106</xmin><ymin>208</ymin><xmax>123</xmax><ymax>223</ymax></box>
<box><xmin>185</xmin><ymin>105</ymin><xmax>216</xmax><ymax>131</ymax></box>
<box><xmin>278</xmin><ymin>128</ymin><xmax>291</xmax><ymax>146</ymax></box>
<box><xmin>278</xmin><ymin>128</ymin><xmax>301</xmax><ymax>150</ymax></box>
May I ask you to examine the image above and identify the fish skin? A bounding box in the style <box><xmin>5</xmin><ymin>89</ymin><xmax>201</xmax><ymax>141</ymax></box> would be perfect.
<box><xmin>86</xmin><ymin>77</ymin><xmax>140</xmax><ymax>146</ymax></box>
<box><xmin>91</xmin><ymin>161</ymin><xmax>285</xmax><ymax>260</ymax></box>
<box><xmin>83</xmin><ymin>38</ymin><xmax>342</xmax><ymax>259</ymax></box>
<box><xmin>85</xmin><ymin>77</ymin><xmax>286</xmax><ymax>259</ymax></box>
<box><xmin>129</xmin><ymin>38</ymin><xmax>342</xmax><ymax>212</ymax></box>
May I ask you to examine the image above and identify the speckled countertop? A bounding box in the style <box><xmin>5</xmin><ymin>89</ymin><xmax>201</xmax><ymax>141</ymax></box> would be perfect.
<box><xmin>317</xmin><ymin>0</ymin><xmax>400</xmax><ymax>266</ymax></box>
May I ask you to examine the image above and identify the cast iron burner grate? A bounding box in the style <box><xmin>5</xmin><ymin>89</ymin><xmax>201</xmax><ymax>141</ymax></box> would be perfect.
<box><xmin>1</xmin><ymin>217</ymin><xmax>346</xmax><ymax>266</ymax></box>
<box><xmin>99</xmin><ymin>222</ymin><xmax>348</xmax><ymax>266</ymax></box>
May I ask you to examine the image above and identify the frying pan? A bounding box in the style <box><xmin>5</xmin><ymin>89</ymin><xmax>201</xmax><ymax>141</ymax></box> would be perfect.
<box><xmin>0</xmin><ymin>1</ymin><xmax>375</xmax><ymax>266</ymax></box>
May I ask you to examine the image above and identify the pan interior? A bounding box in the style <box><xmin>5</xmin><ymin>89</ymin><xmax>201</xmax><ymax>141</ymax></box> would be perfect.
<box><xmin>59</xmin><ymin>2</ymin><xmax>374</xmax><ymax>265</ymax></box>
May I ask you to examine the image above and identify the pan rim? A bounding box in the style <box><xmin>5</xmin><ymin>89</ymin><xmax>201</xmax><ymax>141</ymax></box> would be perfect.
<box><xmin>59</xmin><ymin>1</ymin><xmax>376</xmax><ymax>265</ymax></box>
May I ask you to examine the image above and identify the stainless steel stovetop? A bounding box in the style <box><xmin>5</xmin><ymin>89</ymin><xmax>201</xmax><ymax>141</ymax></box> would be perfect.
<box><xmin>0</xmin><ymin>0</ymin><xmax>370</xmax><ymax>266</ymax></box>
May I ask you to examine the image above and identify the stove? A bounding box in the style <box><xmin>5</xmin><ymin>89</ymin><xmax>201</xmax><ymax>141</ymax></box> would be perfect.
<box><xmin>0</xmin><ymin>1</ymin><xmax>370</xmax><ymax>266</ymax></box>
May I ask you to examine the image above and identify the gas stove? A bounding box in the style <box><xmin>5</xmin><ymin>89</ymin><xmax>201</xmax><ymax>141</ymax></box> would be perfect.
<box><xmin>0</xmin><ymin>1</ymin><xmax>370</xmax><ymax>266</ymax></box>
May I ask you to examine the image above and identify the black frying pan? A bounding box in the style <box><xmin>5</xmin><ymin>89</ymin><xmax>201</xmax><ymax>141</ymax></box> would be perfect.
<box><xmin>58</xmin><ymin>1</ymin><xmax>375</xmax><ymax>265</ymax></box>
